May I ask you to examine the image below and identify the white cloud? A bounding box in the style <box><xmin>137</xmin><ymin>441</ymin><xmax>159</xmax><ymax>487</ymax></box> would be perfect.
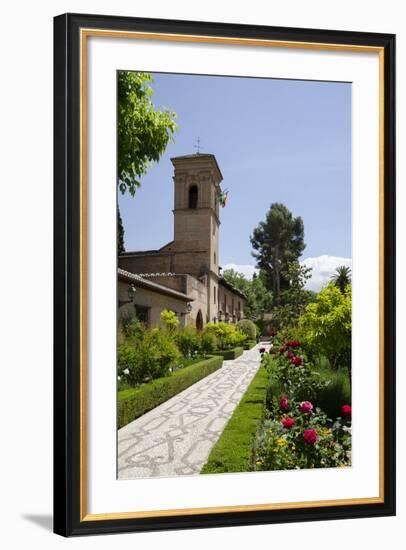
<box><xmin>223</xmin><ymin>256</ymin><xmax>352</xmax><ymax>292</ymax></box>
<box><xmin>222</xmin><ymin>263</ymin><xmax>258</xmax><ymax>280</ymax></box>
<box><xmin>301</xmin><ymin>255</ymin><xmax>352</xmax><ymax>292</ymax></box>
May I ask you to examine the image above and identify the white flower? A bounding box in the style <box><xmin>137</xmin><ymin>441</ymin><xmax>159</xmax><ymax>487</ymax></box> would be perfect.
<box><xmin>117</xmin><ymin>376</ymin><xmax>121</xmax><ymax>381</ymax></box>
<box><xmin>123</xmin><ymin>368</ymin><xmax>130</xmax><ymax>375</ymax></box>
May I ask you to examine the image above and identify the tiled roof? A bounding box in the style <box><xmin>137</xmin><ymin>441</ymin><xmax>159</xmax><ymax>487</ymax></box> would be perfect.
<box><xmin>138</xmin><ymin>272</ymin><xmax>177</xmax><ymax>277</ymax></box>
<box><xmin>118</xmin><ymin>268</ymin><xmax>193</xmax><ymax>302</ymax></box>
<box><xmin>219</xmin><ymin>277</ymin><xmax>247</xmax><ymax>300</ymax></box>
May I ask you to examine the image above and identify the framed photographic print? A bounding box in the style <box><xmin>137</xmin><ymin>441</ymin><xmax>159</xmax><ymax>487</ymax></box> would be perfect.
<box><xmin>53</xmin><ymin>13</ymin><xmax>396</xmax><ymax>536</ymax></box>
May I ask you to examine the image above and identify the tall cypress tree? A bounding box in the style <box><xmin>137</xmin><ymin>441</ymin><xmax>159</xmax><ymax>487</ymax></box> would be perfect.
<box><xmin>117</xmin><ymin>206</ymin><xmax>125</xmax><ymax>255</ymax></box>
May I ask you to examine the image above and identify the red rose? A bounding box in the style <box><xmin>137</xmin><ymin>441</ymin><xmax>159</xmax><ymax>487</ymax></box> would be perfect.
<box><xmin>279</xmin><ymin>345</ymin><xmax>286</xmax><ymax>354</ymax></box>
<box><xmin>299</xmin><ymin>401</ymin><xmax>314</xmax><ymax>414</ymax></box>
<box><xmin>291</xmin><ymin>356</ymin><xmax>303</xmax><ymax>366</ymax></box>
<box><xmin>281</xmin><ymin>417</ymin><xmax>295</xmax><ymax>429</ymax></box>
<box><xmin>259</xmin><ymin>347</ymin><xmax>266</xmax><ymax>354</ymax></box>
<box><xmin>303</xmin><ymin>428</ymin><xmax>318</xmax><ymax>445</ymax></box>
<box><xmin>286</xmin><ymin>351</ymin><xmax>294</xmax><ymax>359</ymax></box>
<box><xmin>280</xmin><ymin>396</ymin><xmax>288</xmax><ymax>411</ymax></box>
<box><xmin>341</xmin><ymin>404</ymin><xmax>352</xmax><ymax>419</ymax></box>
<box><xmin>287</xmin><ymin>340</ymin><xmax>301</xmax><ymax>348</ymax></box>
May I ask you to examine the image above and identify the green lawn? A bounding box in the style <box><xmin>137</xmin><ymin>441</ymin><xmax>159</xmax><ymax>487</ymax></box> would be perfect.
<box><xmin>201</xmin><ymin>365</ymin><xmax>268</xmax><ymax>474</ymax></box>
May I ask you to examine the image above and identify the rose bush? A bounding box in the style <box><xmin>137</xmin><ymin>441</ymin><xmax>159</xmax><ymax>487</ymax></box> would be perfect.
<box><xmin>255</xmin><ymin>395</ymin><xmax>352</xmax><ymax>470</ymax></box>
<box><xmin>255</xmin><ymin>337</ymin><xmax>352</xmax><ymax>471</ymax></box>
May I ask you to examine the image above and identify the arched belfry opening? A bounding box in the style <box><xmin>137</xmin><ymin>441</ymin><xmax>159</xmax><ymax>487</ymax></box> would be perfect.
<box><xmin>188</xmin><ymin>185</ymin><xmax>198</xmax><ymax>209</ymax></box>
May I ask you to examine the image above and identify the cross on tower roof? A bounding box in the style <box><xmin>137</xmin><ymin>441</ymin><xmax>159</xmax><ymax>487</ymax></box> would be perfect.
<box><xmin>194</xmin><ymin>137</ymin><xmax>203</xmax><ymax>154</ymax></box>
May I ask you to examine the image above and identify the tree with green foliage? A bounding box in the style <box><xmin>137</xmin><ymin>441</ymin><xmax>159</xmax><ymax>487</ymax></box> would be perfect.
<box><xmin>236</xmin><ymin>319</ymin><xmax>257</xmax><ymax>340</ymax></box>
<box><xmin>117</xmin><ymin>71</ymin><xmax>178</xmax><ymax>251</ymax></box>
<box><xmin>222</xmin><ymin>269</ymin><xmax>273</xmax><ymax>319</ymax></box>
<box><xmin>272</xmin><ymin>262</ymin><xmax>313</xmax><ymax>328</ymax></box>
<box><xmin>331</xmin><ymin>265</ymin><xmax>352</xmax><ymax>293</ymax></box>
<box><xmin>299</xmin><ymin>283</ymin><xmax>352</xmax><ymax>373</ymax></box>
<box><xmin>221</xmin><ymin>268</ymin><xmax>250</xmax><ymax>295</ymax></box>
<box><xmin>250</xmin><ymin>203</ymin><xmax>305</xmax><ymax>304</ymax></box>
<box><xmin>117</xmin><ymin>207</ymin><xmax>125</xmax><ymax>255</ymax></box>
<box><xmin>117</xmin><ymin>71</ymin><xmax>177</xmax><ymax>195</ymax></box>
<box><xmin>247</xmin><ymin>273</ymin><xmax>274</xmax><ymax>319</ymax></box>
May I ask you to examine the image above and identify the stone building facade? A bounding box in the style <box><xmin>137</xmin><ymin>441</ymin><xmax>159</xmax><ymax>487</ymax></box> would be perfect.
<box><xmin>118</xmin><ymin>153</ymin><xmax>246</xmax><ymax>329</ymax></box>
<box><xmin>118</xmin><ymin>269</ymin><xmax>194</xmax><ymax>328</ymax></box>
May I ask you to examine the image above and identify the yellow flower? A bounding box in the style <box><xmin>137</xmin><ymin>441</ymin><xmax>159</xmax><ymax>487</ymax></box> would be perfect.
<box><xmin>276</xmin><ymin>438</ymin><xmax>287</xmax><ymax>447</ymax></box>
<box><xmin>322</xmin><ymin>428</ymin><xmax>331</xmax><ymax>436</ymax></box>
<box><xmin>256</xmin><ymin>460</ymin><xmax>263</xmax><ymax>465</ymax></box>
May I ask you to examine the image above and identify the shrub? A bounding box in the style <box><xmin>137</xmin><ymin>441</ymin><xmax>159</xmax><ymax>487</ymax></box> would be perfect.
<box><xmin>176</xmin><ymin>326</ymin><xmax>200</xmax><ymax>357</ymax></box>
<box><xmin>160</xmin><ymin>309</ymin><xmax>180</xmax><ymax>332</ymax></box>
<box><xmin>118</xmin><ymin>356</ymin><xmax>223</xmax><ymax>427</ymax></box>
<box><xmin>299</xmin><ymin>283</ymin><xmax>351</xmax><ymax>371</ymax></box>
<box><xmin>255</xmin><ymin>397</ymin><xmax>352</xmax><ymax>471</ymax></box>
<box><xmin>121</xmin><ymin>316</ymin><xmax>144</xmax><ymax>339</ymax></box>
<box><xmin>117</xmin><ymin>340</ymin><xmax>143</xmax><ymax>384</ymax></box>
<box><xmin>255</xmin><ymin>341</ymin><xmax>352</xmax><ymax>472</ymax></box>
<box><xmin>313</xmin><ymin>369</ymin><xmax>351</xmax><ymax>419</ymax></box>
<box><xmin>205</xmin><ymin>322</ymin><xmax>246</xmax><ymax>350</ymax></box>
<box><xmin>237</xmin><ymin>319</ymin><xmax>257</xmax><ymax>340</ymax></box>
<box><xmin>117</xmin><ymin>326</ymin><xmax>181</xmax><ymax>385</ymax></box>
<box><xmin>202</xmin><ymin>366</ymin><xmax>269</xmax><ymax>473</ymax></box>
<box><xmin>212</xmin><ymin>347</ymin><xmax>244</xmax><ymax>360</ymax></box>
<box><xmin>200</xmin><ymin>331</ymin><xmax>217</xmax><ymax>355</ymax></box>
<box><xmin>263</xmin><ymin>346</ymin><xmax>329</xmax><ymax>403</ymax></box>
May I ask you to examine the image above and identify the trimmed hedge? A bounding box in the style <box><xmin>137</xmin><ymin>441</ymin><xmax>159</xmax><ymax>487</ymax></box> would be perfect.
<box><xmin>118</xmin><ymin>355</ymin><xmax>223</xmax><ymax>428</ymax></box>
<box><xmin>243</xmin><ymin>340</ymin><xmax>257</xmax><ymax>350</ymax></box>
<box><xmin>212</xmin><ymin>347</ymin><xmax>244</xmax><ymax>360</ymax></box>
<box><xmin>201</xmin><ymin>365</ymin><xmax>268</xmax><ymax>474</ymax></box>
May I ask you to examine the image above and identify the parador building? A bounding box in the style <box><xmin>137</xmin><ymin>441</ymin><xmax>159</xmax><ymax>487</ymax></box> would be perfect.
<box><xmin>118</xmin><ymin>152</ymin><xmax>246</xmax><ymax>329</ymax></box>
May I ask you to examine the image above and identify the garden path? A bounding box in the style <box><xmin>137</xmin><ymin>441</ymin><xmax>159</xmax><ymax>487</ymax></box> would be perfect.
<box><xmin>118</xmin><ymin>345</ymin><xmax>263</xmax><ymax>479</ymax></box>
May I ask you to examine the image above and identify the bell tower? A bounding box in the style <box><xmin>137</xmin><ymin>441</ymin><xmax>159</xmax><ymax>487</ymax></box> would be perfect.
<box><xmin>170</xmin><ymin>153</ymin><xmax>222</xmax><ymax>279</ymax></box>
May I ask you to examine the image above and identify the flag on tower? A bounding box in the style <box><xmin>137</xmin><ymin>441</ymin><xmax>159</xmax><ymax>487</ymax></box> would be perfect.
<box><xmin>218</xmin><ymin>189</ymin><xmax>229</xmax><ymax>208</ymax></box>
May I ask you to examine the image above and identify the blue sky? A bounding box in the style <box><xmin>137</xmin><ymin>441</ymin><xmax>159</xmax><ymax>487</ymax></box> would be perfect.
<box><xmin>118</xmin><ymin>72</ymin><xmax>351</xmax><ymax>290</ymax></box>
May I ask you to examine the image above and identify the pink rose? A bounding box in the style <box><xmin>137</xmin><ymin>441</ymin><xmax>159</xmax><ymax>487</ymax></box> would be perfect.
<box><xmin>299</xmin><ymin>401</ymin><xmax>314</xmax><ymax>414</ymax></box>
<box><xmin>303</xmin><ymin>428</ymin><xmax>318</xmax><ymax>445</ymax></box>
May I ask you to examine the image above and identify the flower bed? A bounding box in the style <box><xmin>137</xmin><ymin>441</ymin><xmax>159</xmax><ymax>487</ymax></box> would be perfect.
<box><xmin>118</xmin><ymin>355</ymin><xmax>223</xmax><ymax>428</ymax></box>
<box><xmin>201</xmin><ymin>365</ymin><xmax>268</xmax><ymax>474</ymax></box>
<box><xmin>211</xmin><ymin>347</ymin><xmax>244</xmax><ymax>360</ymax></box>
<box><xmin>255</xmin><ymin>339</ymin><xmax>352</xmax><ymax>471</ymax></box>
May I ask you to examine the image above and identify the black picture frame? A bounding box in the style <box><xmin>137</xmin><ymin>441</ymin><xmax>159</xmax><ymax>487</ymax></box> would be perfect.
<box><xmin>54</xmin><ymin>12</ymin><xmax>396</xmax><ymax>537</ymax></box>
